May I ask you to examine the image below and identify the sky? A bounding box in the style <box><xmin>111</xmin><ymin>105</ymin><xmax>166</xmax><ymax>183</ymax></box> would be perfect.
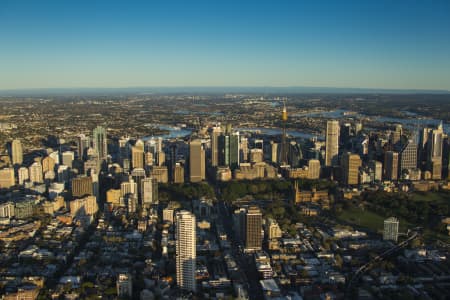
<box><xmin>1</xmin><ymin>0</ymin><xmax>450</xmax><ymax>91</ymax></box>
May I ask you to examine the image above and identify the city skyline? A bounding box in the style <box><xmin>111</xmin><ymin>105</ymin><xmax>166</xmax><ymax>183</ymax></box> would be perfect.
<box><xmin>1</xmin><ymin>0</ymin><xmax>450</xmax><ymax>90</ymax></box>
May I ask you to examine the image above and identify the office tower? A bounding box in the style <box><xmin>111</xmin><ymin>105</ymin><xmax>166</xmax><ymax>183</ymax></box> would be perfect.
<box><xmin>428</xmin><ymin>124</ymin><xmax>444</xmax><ymax>180</ymax></box>
<box><xmin>174</xmin><ymin>163</ymin><xmax>185</xmax><ymax>184</ymax></box>
<box><xmin>355</xmin><ymin>121</ymin><xmax>363</xmax><ymax>135</ymax></box>
<box><xmin>29</xmin><ymin>162</ymin><xmax>43</xmax><ymax>184</ymax></box>
<box><xmin>307</xmin><ymin>159</ymin><xmax>321</xmax><ymax>179</ymax></box>
<box><xmin>132</xmin><ymin>167</ymin><xmax>146</xmax><ymax>201</ymax></box>
<box><xmin>288</xmin><ymin>141</ymin><xmax>302</xmax><ymax>167</ymax></box>
<box><xmin>325</xmin><ymin>120</ymin><xmax>340</xmax><ymax>166</ymax></box>
<box><xmin>270</xmin><ymin>141</ymin><xmax>278</xmax><ymax>163</ymax></box>
<box><xmin>93</xmin><ymin>126</ymin><xmax>108</xmax><ymax>160</ymax></box>
<box><xmin>280</xmin><ymin>102</ymin><xmax>288</xmax><ymax>165</ymax></box>
<box><xmin>240</xmin><ymin>137</ymin><xmax>249</xmax><ymax>162</ymax></box>
<box><xmin>391</xmin><ymin>124</ymin><xmax>403</xmax><ymax>149</ymax></box>
<box><xmin>341</xmin><ymin>152</ymin><xmax>362</xmax><ymax>185</ymax></box>
<box><xmin>11</xmin><ymin>139</ymin><xmax>23</xmax><ymax>165</ymax></box>
<box><xmin>163</xmin><ymin>207</ymin><xmax>175</xmax><ymax>223</ymax></box>
<box><xmin>267</xmin><ymin>218</ymin><xmax>282</xmax><ymax>240</ymax></box>
<box><xmin>62</xmin><ymin>151</ymin><xmax>75</xmax><ymax>168</ymax></box>
<box><xmin>151</xmin><ymin>166</ymin><xmax>169</xmax><ymax>183</ymax></box>
<box><xmin>69</xmin><ymin>195</ymin><xmax>98</xmax><ymax>217</ymax></box>
<box><xmin>169</xmin><ymin>144</ymin><xmax>177</xmax><ymax>182</ymax></box>
<box><xmin>384</xmin><ymin>151</ymin><xmax>399</xmax><ymax>181</ymax></box>
<box><xmin>250</xmin><ymin>149</ymin><xmax>264</xmax><ymax>163</ymax></box>
<box><xmin>340</xmin><ymin>123</ymin><xmax>352</xmax><ymax>148</ymax></box>
<box><xmin>49</xmin><ymin>151</ymin><xmax>60</xmax><ymax>165</ymax></box>
<box><xmin>218</xmin><ymin>134</ymin><xmax>230</xmax><ymax>167</ymax></box>
<box><xmin>117</xmin><ymin>136</ymin><xmax>129</xmax><ymax>162</ymax></box>
<box><xmin>245</xmin><ymin>206</ymin><xmax>262</xmax><ymax>251</ymax></box>
<box><xmin>84</xmin><ymin>158</ymin><xmax>99</xmax><ymax>175</ymax></box>
<box><xmin>254</xmin><ymin>139</ymin><xmax>264</xmax><ymax>150</ymax></box>
<box><xmin>369</xmin><ymin>160</ymin><xmax>383</xmax><ymax>182</ymax></box>
<box><xmin>0</xmin><ymin>168</ymin><xmax>15</xmax><ymax>189</ymax></box>
<box><xmin>42</xmin><ymin>156</ymin><xmax>55</xmax><ymax>173</ymax></box>
<box><xmin>156</xmin><ymin>150</ymin><xmax>165</xmax><ymax>166</ymax></box>
<box><xmin>116</xmin><ymin>274</ymin><xmax>132</xmax><ymax>298</ymax></box>
<box><xmin>189</xmin><ymin>139</ymin><xmax>205</xmax><ymax>182</ymax></box>
<box><xmin>399</xmin><ymin>139</ymin><xmax>418</xmax><ymax>174</ymax></box>
<box><xmin>176</xmin><ymin>210</ymin><xmax>197</xmax><ymax>292</ymax></box>
<box><xmin>144</xmin><ymin>152</ymin><xmax>154</xmax><ymax>167</ymax></box>
<box><xmin>18</xmin><ymin>167</ymin><xmax>29</xmax><ymax>185</ymax></box>
<box><xmin>211</xmin><ymin>124</ymin><xmax>222</xmax><ymax>167</ymax></box>
<box><xmin>0</xmin><ymin>202</ymin><xmax>15</xmax><ymax>219</ymax></box>
<box><xmin>141</xmin><ymin>177</ymin><xmax>158</xmax><ymax>208</ymax></box>
<box><xmin>71</xmin><ymin>176</ymin><xmax>93</xmax><ymax>198</ymax></box>
<box><xmin>77</xmin><ymin>134</ymin><xmax>90</xmax><ymax>160</ymax></box>
<box><xmin>121</xmin><ymin>178</ymin><xmax>137</xmax><ymax>198</ymax></box>
<box><xmin>229</xmin><ymin>132</ymin><xmax>240</xmax><ymax>170</ymax></box>
<box><xmin>383</xmin><ymin>217</ymin><xmax>399</xmax><ymax>242</ymax></box>
<box><xmin>132</xmin><ymin>140</ymin><xmax>145</xmax><ymax>169</ymax></box>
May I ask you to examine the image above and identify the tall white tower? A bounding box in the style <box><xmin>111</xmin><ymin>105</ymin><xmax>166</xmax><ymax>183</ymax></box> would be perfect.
<box><xmin>176</xmin><ymin>210</ymin><xmax>196</xmax><ymax>292</ymax></box>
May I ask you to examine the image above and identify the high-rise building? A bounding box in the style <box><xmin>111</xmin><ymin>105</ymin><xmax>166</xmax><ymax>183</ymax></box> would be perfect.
<box><xmin>42</xmin><ymin>156</ymin><xmax>55</xmax><ymax>173</ymax></box>
<box><xmin>11</xmin><ymin>139</ymin><xmax>23</xmax><ymax>165</ymax></box>
<box><xmin>62</xmin><ymin>151</ymin><xmax>75</xmax><ymax>168</ymax></box>
<box><xmin>174</xmin><ymin>163</ymin><xmax>185</xmax><ymax>184</ymax></box>
<box><xmin>280</xmin><ymin>102</ymin><xmax>288</xmax><ymax>165</ymax></box>
<box><xmin>270</xmin><ymin>141</ymin><xmax>278</xmax><ymax>164</ymax></box>
<box><xmin>189</xmin><ymin>139</ymin><xmax>205</xmax><ymax>182</ymax></box>
<box><xmin>18</xmin><ymin>167</ymin><xmax>29</xmax><ymax>185</ymax></box>
<box><xmin>384</xmin><ymin>151</ymin><xmax>399</xmax><ymax>181</ymax></box>
<box><xmin>325</xmin><ymin>120</ymin><xmax>340</xmax><ymax>166</ymax></box>
<box><xmin>307</xmin><ymin>159</ymin><xmax>321</xmax><ymax>179</ymax></box>
<box><xmin>176</xmin><ymin>210</ymin><xmax>196</xmax><ymax>292</ymax></box>
<box><xmin>383</xmin><ymin>217</ymin><xmax>399</xmax><ymax>242</ymax></box>
<box><xmin>218</xmin><ymin>131</ymin><xmax>240</xmax><ymax>169</ymax></box>
<box><xmin>288</xmin><ymin>141</ymin><xmax>302</xmax><ymax>167</ymax></box>
<box><xmin>391</xmin><ymin>124</ymin><xmax>403</xmax><ymax>149</ymax></box>
<box><xmin>132</xmin><ymin>140</ymin><xmax>145</xmax><ymax>169</ymax></box>
<box><xmin>369</xmin><ymin>160</ymin><xmax>382</xmax><ymax>182</ymax></box>
<box><xmin>77</xmin><ymin>134</ymin><xmax>90</xmax><ymax>160</ymax></box>
<box><xmin>71</xmin><ymin>176</ymin><xmax>93</xmax><ymax>198</ymax></box>
<box><xmin>141</xmin><ymin>177</ymin><xmax>158</xmax><ymax>208</ymax></box>
<box><xmin>29</xmin><ymin>162</ymin><xmax>43</xmax><ymax>184</ymax></box>
<box><xmin>341</xmin><ymin>152</ymin><xmax>361</xmax><ymax>185</ymax></box>
<box><xmin>116</xmin><ymin>274</ymin><xmax>132</xmax><ymax>298</ymax></box>
<box><xmin>0</xmin><ymin>168</ymin><xmax>15</xmax><ymax>189</ymax></box>
<box><xmin>240</xmin><ymin>137</ymin><xmax>249</xmax><ymax>162</ymax></box>
<box><xmin>245</xmin><ymin>206</ymin><xmax>262</xmax><ymax>252</ymax></box>
<box><xmin>399</xmin><ymin>139</ymin><xmax>418</xmax><ymax>175</ymax></box>
<box><xmin>156</xmin><ymin>150</ymin><xmax>165</xmax><ymax>166</ymax></box>
<box><xmin>69</xmin><ymin>195</ymin><xmax>98</xmax><ymax>217</ymax></box>
<box><xmin>211</xmin><ymin>125</ymin><xmax>222</xmax><ymax>167</ymax></box>
<box><xmin>428</xmin><ymin>124</ymin><xmax>444</xmax><ymax>180</ymax></box>
<box><xmin>93</xmin><ymin>126</ymin><xmax>108</xmax><ymax>161</ymax></box>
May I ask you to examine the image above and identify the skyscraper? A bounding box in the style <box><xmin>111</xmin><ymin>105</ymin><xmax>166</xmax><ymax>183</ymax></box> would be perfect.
<box><xmin>245</xmin><ymin>206</ymin><xmax>262</xmax><ymax>252</ymax></box>
<box><xmin>11</xmin><ymin>139</ymin><xmax>23</xmax><ymax>165</ymax></box>
<box><xmin>29</xmin><ymin>162</ymin><xmax>43</xmax><ymax>184</ymax></box>
<box><xmin>325</xmin><ymin>120</ymin><xmax>340</xmax><ymax>166</ymax></box>
<box><xmin>77</xmin><ymin>134</ymin><xmax>90</xmax><ymax>160</ymax></box>
<box><xmin>132</xmin><ymin>140</ymin><xmax>145</xmax><ymax>169</ymax></box>
<box><xmin>189</xmin><ymin>139</ymin><xmax>205</xmax><ymax>182</ymax></box>
<box><xmin>399</xmin><ymin>139</ymin><xmax>418</xmax><ymax>175</ymax></box>
<box><xmin>280</xmin><ymin>101</ymin><xmax>288</xmax><ymax>165</ymax></box>
<box><xmin>341</xmin><ymin>152</ymin><xmax>361</xmax><ymax>185</ymax></box>
<box><xmin>211</xmin><ymin>124</ymin><xmax>222</xmax><ymax>167</ymax></box>
<box><xmin>141</xmin><ymin>177</ymin><xmax>158</xmax><ymax>208</ymax></box>
<box><xmin>176</xmin><ymin>210</ymin><xmax>196</xmax><ymax>292</ymax></box>
<box><xmin>384</xmin><ymin>151</ymin><xmax>399</xmax><ymax>181</ymax></box>
<box><xmin>93</xmin><ymin>126</ymin><xmax>107</xmax><ymax>161</ymax></box>
<box><xmin>383</xmin><ymin>217</ymin><xmax>399</xmax><ymax>242</ymax></box>
<box><xmin>0</xmin><ymin>168</ymin><xmax>15</xmax><ymax>189</ymax></box>
<box><xmin>428</xmin><ymin>124</ymin><xmax>443</xmax><ymax>180</ymax></box>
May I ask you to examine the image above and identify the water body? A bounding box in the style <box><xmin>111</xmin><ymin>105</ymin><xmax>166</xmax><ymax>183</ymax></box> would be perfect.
<box><xmin>143</xmin><ymin>125</ymin><xmax>192</xmax><ymax>140</ymax></box>
<box><xmin>296</xmin><ymin>109</ymin><xmax>449</xmax><ymax>133</ymax></box>
<box><xmin>236</xmin><ymin>127</ymin><xmax>323</xmax><ymax>140</ymax></box>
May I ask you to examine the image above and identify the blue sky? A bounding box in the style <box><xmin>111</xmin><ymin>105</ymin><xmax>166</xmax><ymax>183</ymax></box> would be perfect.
<box><xmin>1</xmin><ymin>0</ymin><xmax>449</xmax><ymax>90</ymax></box>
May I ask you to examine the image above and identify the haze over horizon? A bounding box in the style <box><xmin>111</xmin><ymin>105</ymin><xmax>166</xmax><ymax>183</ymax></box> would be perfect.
<box><xmin>1</xmin><ymin>0</ymin><xmax>450</xmax><ymax>91</ymax></box>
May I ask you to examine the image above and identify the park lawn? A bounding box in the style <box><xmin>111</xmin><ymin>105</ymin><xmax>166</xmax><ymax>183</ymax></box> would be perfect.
<box><xmin>337</xmin><ymin>207</ymin><xmax>410</xmax><ymax>234</ymax></box>
<box><xmin>410</xmin><ymin>192</ymin><xmax>450</xmax><ymax>204</ymax></box>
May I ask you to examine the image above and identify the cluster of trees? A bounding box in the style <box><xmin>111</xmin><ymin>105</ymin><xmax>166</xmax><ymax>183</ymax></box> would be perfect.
<box><xmin>159</xmin><ymin>182</ymin><xmax>215</xmax><ymax>202</ymax></box>
<box><xmin>361</xmin><ymin>191</ymin><xmax>449</xmax><ymax>233</ymax></box>
<box><xmin>219</xmin><ymin>180</ymin><xmax>292</xmax><ymax>203</ymax></box>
